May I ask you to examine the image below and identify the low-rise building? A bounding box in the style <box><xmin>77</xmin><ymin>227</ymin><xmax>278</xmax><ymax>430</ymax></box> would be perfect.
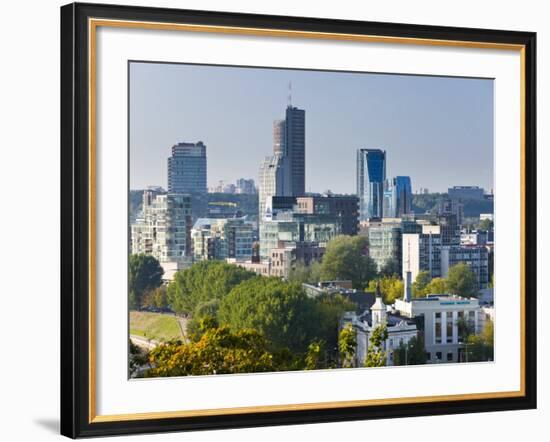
<box><xmin>270</xmin><ymin>241</ymin><xmax>325</xmax><ymax>278</ymax></box>
<box><xmin>403</xmin><ymin>226</ymin><xmax>489</xmax><ymax>291</ymax></box>
<box><xmin>191</xmin><ymin>217</ymin><xmax>253</xmax><ymax>261</ymax></box>
<box><xmin>395</xmin><ymin>292</ymin><xmax>482</xmax><ymax>363</ymax></box>
<box><xmin>226</xmin><ymin>258</ymin><xmax>272</xmax><ymax>277</ymax></box>
<box><xmin>341</xmin><ymin>296</ymin><xmax>418</xmax><ymax>367</ymax></box>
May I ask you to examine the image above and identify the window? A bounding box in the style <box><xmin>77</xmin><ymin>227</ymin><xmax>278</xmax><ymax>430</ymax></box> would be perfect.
<box><xmin>447</xmin><ymin>352</ymin><xmax>453</xmax><ymax>362</ymax></box>
<box><xmin>436</xmin><ymin>351</ymin><xmax>442</xmax><ymax>361</ymax></box>
<box><xmin>435</xmin><ymin>312</ymin><xmax>442</xmax><ymax>344</ymax></box>
<box><xmin>446</xmin><ymin>311</ymin><xmax>453</xmax><ymax>343</ymax></box>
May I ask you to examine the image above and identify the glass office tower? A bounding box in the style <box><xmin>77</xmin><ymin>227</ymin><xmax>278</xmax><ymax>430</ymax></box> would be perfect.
<box><xmin>356</xmin><ymin>148</ymin><xmax>386</xmax><ymax>220</ymax></box>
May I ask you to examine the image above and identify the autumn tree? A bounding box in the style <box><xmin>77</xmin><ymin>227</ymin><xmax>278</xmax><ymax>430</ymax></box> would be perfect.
<box><xmin>145</xmin><ymin>320</ymin><xmax>275</xmax><ymax>377</ymax></box>
<box><xmin>321</xmin><ymin>235</ymin><xmax>377</xmax><ymax>289</ymax></box>
<box><xmin>338</xmin><ymin>323</ymin><xmax>357</xmax><ymax>368</ymax></box>
<box><xmin>365</xmin><ymin>324</ymin><xmax>388</xmax><ymax>367</ymax></box>
<box><xmin>129</xmin><ymin>254</ymin><xmax>164</xmax><ymax>310</ymax></box>
<box><xmin>424</xmin><ymin>277</ymin><xmax>447</xmax><ymax>295</ymax></box>
<box><xmin>367</xmin><ymin>276</ymin><xmax>404</xmax><ymax>304</ymax></box>
<box><xmin>305</xmin><ymin>340</ymin><xmax>325</xmax><ymax>370</ymax></box>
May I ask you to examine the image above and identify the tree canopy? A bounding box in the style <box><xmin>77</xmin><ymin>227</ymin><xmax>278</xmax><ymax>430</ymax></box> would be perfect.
<box><xmin>320</xmin><ymin>235</ymin><xmax>377</xmax><ymax>289</ymax></box>
<box><xmin>379</xmin><ymin>258</ymin><xmax>400</xmax><ymax>278</ymax></box>
<box><xmin>287</xmin><ymin>260</ymin><xmax>322</xmax><ymax>285</ymax></box>
<box><xmin>424</xmin><ymin>277</ymin><xmax>447</xmax><ymax>295</ymax></box>
<box><xmin>338</xmin><ymin>323</ymin><xmax>357</xmax><ymax>368</ymax></box>
<box><xmin>145</xmin><ymin>321</ymin><xmax>275</xmax><ymax>377</ymax></box>
<box><xmin>446</xmin><ymin>262</ymin><xmax>477</xmax><ymax>297</ymax></box>
<box><xmin>412</xmin><ymin>270</ymin><xmax>431</xmax><ymax>298</ymax></box>
<box><xmin>393</xmin><ymin>335</ymin><xmax>427</xmax><ymax>366</ymax></box>
<box><xmin>466</xmin><ymin>321</ymin><xmax>494</xmax><ymax>362</ymax></box>
<box><xmin>166</xmin><ymin>261</ymin><xmax>255</xmax><ymax>315</ymax></box>
<box><xmin>129</xmin><ymin>254</ymin><xmax>164</xmax><ymax>309</ymax></box>
<box><xmin>365</xmin><ymin>324</ymin><xmax>388</xmax><ymax>367</ymax></box>
<box><xmin>218</xmin><ymin>277</ymin><xmax>320</xmax><ymax>352</ymax></box>
<box><xmin>367</xmin><ymin>276</ymin><xmax>404</xmax><ymax>304</ymax></box>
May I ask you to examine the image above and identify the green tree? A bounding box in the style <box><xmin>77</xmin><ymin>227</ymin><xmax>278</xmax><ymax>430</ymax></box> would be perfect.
<box><xmin>367</xmin><ymin>276</ymin><xmax>404</xmax><ymax>304</ymax></box>
<box><xmin>479</xmin><ymin>218</ymin><xmax>494</xmax><ymax>231</ymax></box>
<box><xmin>313</xmin><ymin>293</ymin><xmax>357</xmax><ymax>352</ymax></box>
<box><xmin>145</xmin><ymin>324</ymin><xmax>276</xmax><ymax>377</ymax></box>
<box><xmin>466</xmin><ymin>321</ymin><xmax>494</xmax><ymax>362</ymax></box>
<box><xmin>424</xmin><ymin>277</ymin><xmax>447</xmax><ymax>295</ymax></box>
<box><xmin>320</xmin><ymin>235</ymin><xmax>377</xmax><ymax>289</ymax></box>
<box><xmin>393</xmin><ymin>335</ymin><xmax>427</xmax><ymax>366</ymax></box>
<box><xmin>287</xmin><ymin>260</ymin><xmax>322</xmax><ymax>285</ymax></box>
<box><xmin>218</xmin><ymin>277</ymin><xmax>319</xmax><ymax>352</ymax></box>
<box><xmin>338</xmin><ymin>324</ymin><xmax>357</xmax><ymax>368</ymax></box>
<box><xmin>141</xmin><ymin>285</ymin><xmax>169</xmax><ymax>310</ymax></box>
<box><xmin>365</xmin><ymin>324</ymin><xmax>388</xmax><ymax>367</ymax></box>
<box><xmin>379</xmin><ymin>258</ymin><xmax>400</xmax><ymax>278</ymax></box>
<box><xmin>129</xmin><ymin>254</ymin><xmax>164</xmax><ymax>310</ymax></box>
<box><xmin>166</xmin><ymin>261</ymin><xmax>255</xmax><ymax>315</ymax></box>
<box><xmin>186</xmin><ymin>299</ymin><xmax>220</xmax><ymax>339</ymax></box>
<box><xmin>412</xmin><ymin>271</ymin><xmax>431</xmax><ymax>298</ymax></box>
<box><xmin>446</xmin><ymin>262</ymin><xmax>477</xmax><ymax>297</ymax></box>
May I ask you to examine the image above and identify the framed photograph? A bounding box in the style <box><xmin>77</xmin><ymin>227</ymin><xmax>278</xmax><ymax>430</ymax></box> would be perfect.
<box><xmin>60</xmin><ymin>2</ymin><xmax>537</xmax><ymax>438</ymax></box>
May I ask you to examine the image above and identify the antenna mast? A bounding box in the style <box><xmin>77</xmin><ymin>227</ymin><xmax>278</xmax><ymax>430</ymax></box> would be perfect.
<box><xmin>288</xmin><ymin>81</ymin><xmax>292</xmax><ymax>107</ymax></box>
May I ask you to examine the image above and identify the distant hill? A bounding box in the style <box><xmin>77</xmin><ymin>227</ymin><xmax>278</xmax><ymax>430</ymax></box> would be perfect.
<box><xmin>412</xmin><ymin>193</ymin><xmax>493</xmax><ymax>218</ymax></box>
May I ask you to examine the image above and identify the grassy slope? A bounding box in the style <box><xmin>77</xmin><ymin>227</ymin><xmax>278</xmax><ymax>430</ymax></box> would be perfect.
<box><xmin>129</xmin><ymin>311</ymin><xmax>182</xmax><ymax>342</ymax></box>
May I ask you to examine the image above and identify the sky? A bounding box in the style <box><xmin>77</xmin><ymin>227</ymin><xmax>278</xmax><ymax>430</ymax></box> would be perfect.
<box><xmin>129</xmin><ymin>62</ymin><xmax>494</xmax><ymax>194</ymax></box>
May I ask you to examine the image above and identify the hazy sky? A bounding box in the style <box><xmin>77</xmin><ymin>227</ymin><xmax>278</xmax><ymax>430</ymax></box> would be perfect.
<box><xmin>129</xmin><ymin>62</ymin><xmax>494</xmax><ymax>194</ymax></box>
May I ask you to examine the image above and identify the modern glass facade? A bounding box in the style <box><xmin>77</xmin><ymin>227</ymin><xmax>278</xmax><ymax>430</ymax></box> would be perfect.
<box><xmin>356</xmin><ymin>149</ymin><xmax>386</xmax><ymax>220</ymax></box>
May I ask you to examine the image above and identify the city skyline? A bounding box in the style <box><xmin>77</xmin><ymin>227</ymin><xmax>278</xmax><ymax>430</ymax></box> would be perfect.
<box><xmin>130</xmin><ymin>62</ymin><xmax>494</xmax><ymax>194</ymax></box>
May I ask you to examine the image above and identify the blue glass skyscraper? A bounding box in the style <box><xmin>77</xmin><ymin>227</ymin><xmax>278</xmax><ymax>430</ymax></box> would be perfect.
<box><xmin>356</xmin><ymin>149</ymin><xmax>386</xmax><ymax>220</ymax></box>
<box><xmin>384</xmin><ymin>176</ymin><xmax>413</xmax><ymax>218</ymax></box>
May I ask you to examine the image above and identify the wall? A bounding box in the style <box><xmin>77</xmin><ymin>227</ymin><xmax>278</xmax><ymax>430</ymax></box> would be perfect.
<box><xmin>0</xmin><ymin>0</ymin><xmax>547</xmax><ymax>441</ymax></box>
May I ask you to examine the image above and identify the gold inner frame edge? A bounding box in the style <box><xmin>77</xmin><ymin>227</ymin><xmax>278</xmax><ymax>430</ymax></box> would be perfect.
<box><xmin>87</xmin><ymin>17</ymin><xmax>527</xmax><ymax>423</ymax></box>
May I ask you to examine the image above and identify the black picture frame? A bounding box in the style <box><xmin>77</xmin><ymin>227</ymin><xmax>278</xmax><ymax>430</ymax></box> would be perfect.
<box><xmin>61</xmin><ymin>2</ymin><xmax>537</xmax><ymax>438</ymax></box>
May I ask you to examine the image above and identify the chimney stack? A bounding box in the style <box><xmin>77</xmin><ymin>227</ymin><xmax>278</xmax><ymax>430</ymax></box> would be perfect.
<box><xmin>404</xmin><ymin>271</ymin><xmax>412</xmax><ymax>302</ymax></box>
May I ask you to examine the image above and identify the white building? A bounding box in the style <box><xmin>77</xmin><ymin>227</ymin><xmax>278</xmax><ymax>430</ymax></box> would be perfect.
<box><xmin>395</xmin><ymin>293</ymin><xmax>482</xmax><ymax>363</ymax></box>
<box><xmin>341</xmin><ymin>296</ymin><xmax>418</xmax><ymax>367</ymax></box>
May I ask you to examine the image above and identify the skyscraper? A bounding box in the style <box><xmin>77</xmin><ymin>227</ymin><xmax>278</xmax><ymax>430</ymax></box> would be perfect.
<box><xmin>258</xmin><ymin>105</ymin><xmax>306</xmax><ymax>220</ymax></box>
<box><xmin>284</xmin><ymin>106</ymin><xmax>306</xmax><ymax>196</ymax></box>
<box><xmin>258</xmin><ymin>153</ymin><xmax>285</xmax><ymax>220</ymax></box>
<box><xmin>167</xmin><ymin>141</ymin><xmax>207</xmax><ymax>194</ymax></box>
<box><xmin>383</xmin><ymin>176</ymin><xmax>413</xmax><ymax>218</ymax></box>
<box><xmin>356</xmin><ymin>148</ymin><xmax>386</xmax><ymax>220</ymax></box>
